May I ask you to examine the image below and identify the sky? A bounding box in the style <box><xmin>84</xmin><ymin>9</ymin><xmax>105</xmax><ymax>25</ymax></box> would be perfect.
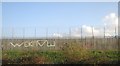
<box><xmin>0</xmin><ymin>2</ymin><xmax>1</xmax><ymax>62</ymax></box>
<box><xmin>1</xmin><ymin>0</ymin><xmax>119</xmax><ymax>2</ymax></box>
<box><xmin>2</xmin><ymin>2</ymin><xmax>118</xmax><ymax>38</ymax></box>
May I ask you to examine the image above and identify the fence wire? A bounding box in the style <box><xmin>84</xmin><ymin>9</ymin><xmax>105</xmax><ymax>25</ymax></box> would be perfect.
<box><xmin>1</xmin><ymin>26</ymin><xmax>119</xmax><ymax>50</ymax></box>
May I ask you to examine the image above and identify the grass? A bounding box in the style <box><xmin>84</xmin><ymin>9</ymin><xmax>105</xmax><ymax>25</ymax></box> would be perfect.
<box><xmin>2</xmin><ymin>38</ymin><xmax>120</xmax><ymax>64</ymax></box>
<box><xmin>2</xmin><ymin>48</ymin><xmax>119</xmax><ymax>64</ymax></box>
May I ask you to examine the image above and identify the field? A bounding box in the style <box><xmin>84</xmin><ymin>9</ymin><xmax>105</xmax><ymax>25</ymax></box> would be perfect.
<box><xmin>1</xmin><ymin>38</ymin><xmax>120</xmax><ymax>64</ymax></box>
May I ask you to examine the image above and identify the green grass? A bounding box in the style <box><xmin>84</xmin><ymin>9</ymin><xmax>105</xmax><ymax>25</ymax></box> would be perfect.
<box><xmin>2</xmin><ymin>50</ymin><xmax>67</xmax><ymax>64</ymax></box>
<box><xmin>2</xmin><ymin>40</ymin><xmax>120</xmax><ymax>64</ymax></box>
<box><xmin>2</xmin><ymin>49</ymin><xmax>120</xmax><ymax>64</ymax></box>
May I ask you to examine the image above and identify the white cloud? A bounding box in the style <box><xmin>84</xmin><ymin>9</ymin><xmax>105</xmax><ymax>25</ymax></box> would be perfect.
<box><xmin>103</xmin><ymin>13</ymin><xmax>118</xmax><ymax>27</ymax></box>
<box><xmin>103</xmin><ymin>13</ymin><xmax>118</xmax><ymax>36</ymax></box>
<box><xmin>71</xmin><ymin>13</ymin><xmax>118</xmax><ymax>37</ymax></box>
<box><xmin>82</xmin><ymin>25</ymin><xmax>100</xmax><ymax>36</ymax></box>
<box><xmin>71</xmin><ymin>27</ymin><xmax>81</xmax><ymax>37</ymax></box>
<box><xmin>69</xmin><ymin>25</ymin><xmax>101</xmax><ymax>37</ymax></box>
<box><xmin>53</xmin><ymin>33</ymin><xmax>63</xmax><ymax>38</ymax></box>
<box><xmin>52</xmin><ymin>13</ymin><xmax>118</xmax><ymax>38</ymax></box>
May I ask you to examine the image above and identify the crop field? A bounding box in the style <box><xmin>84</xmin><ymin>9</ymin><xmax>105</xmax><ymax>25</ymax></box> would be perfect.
<box><xmin>1</xmin><ymin>38</ymin><xmax>120</xmax><ymax>64</ymax></box>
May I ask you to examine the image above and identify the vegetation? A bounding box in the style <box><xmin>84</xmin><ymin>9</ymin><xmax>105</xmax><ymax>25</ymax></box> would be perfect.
<box><xmin>2</xmin><ymin>42</ymin><xmax>120</xmax><ymax>64</ymax></box>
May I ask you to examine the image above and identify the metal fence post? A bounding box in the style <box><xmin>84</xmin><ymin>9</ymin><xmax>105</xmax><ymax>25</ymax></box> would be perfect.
<box><xmin>92</xmin><ymin>26</ymin><xmax>94</xmax><ymax>50</ymax></box>
<box><xmin>35</xmin><ymin>28</ymin><xmax>36</xmax><ymax>39</ymax></box>
<box><xmin>46</xmin><ymin>28</ymin><xmax>48</xmax><ymax>39</ymax></box>
<box><xmin>104</xmin><ymin>26</ymin><xmax>106</xmax><ymax>50</ymax></box>
<box><xmin>81</xmin><ymin>27</ymin><xmax>82</xmax><ymax>40</ymax></box>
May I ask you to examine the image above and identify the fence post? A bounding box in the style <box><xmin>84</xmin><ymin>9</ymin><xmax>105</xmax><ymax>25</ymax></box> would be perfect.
<box><xmin>91</xmin><ymin>26</ymin><xmax>94</xmax><ymax>50</ymax></box>
<box><xmin>81</xmin><ymin>27</ymin><xmax>82</xmax><ymax>40</ymax></box>
<box><xmin>115</xmin><ymin>26</ymin><xmax>117</xmax><ymax>38</ymax></box>
<box><xmin>104</xmin><ymin>26</ymin><xmax>106</xmax><ymax>38</ymax></box>
<box><xmin>85</xmin><ymin>36</ymin><xmax>86</xmax><ymax>49</ymax></box>
<box><xmin>22</xmin><ymin>27</ymin><xmax>25</xmax><ymax>51</ymax></box>
<box><xmin>35</xmin><ymin>28</ymin><xmax>36</xmax><ymax>39</ymax></box>
<box><xmin>69</xmin><ymin>27</ymin><xmax>71</xmax><ymax>39</ymax></box>
<box><xmin>46</xmin><ymin>28</ymin><xmax>48</xmax><ymax>39</ymax></box>
<box><xmin>115</xmin><ymin>26</ymin><xmax>118</xmax><ymax>50</ymax></box>
<box><xmin>104</xmin><ymin>26</ymin><xmax>106</xmax><ymax>50</ymax></box>
<box><xmin>81</xmin><ymin>27</ymin><xmax>83</xmax><ymax>47</ymax></box>
<box><xmin>23</xmin><ymin>28</ymin><xmax>25</xmax><ymax>39</ymax></box>
<box><xmin>12</xmin><ymin>27</ymin><xmax>14</xmax><ymax>39</ymax></box>
<box><xmin>11</xmin><ymin>27</ymin><xmax>14</xmax><ymax>50</ymax></box>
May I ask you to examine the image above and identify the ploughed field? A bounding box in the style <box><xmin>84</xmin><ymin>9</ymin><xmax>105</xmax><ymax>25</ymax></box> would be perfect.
<box><xmin>1</xmin><ymin>38</ymin><xmax>120</xmax><ymax>64</ymax></box>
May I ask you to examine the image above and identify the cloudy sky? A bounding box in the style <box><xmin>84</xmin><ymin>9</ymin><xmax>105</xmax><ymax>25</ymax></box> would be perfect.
<box><xmin>2</xmin><ymin>2</ymin><xmax>118</xmax><ymax>38</ymax></box>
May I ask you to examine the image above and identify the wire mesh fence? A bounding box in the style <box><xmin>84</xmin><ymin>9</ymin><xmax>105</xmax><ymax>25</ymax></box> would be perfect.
<box><xmin>1</xmin><ymin>26</ymin><xmax>119</xmax><ymax>51</ymax></box>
